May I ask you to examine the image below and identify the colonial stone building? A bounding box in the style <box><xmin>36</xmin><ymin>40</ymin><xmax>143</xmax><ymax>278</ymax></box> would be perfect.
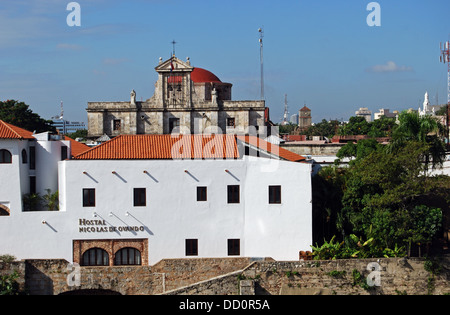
<box><xmin>298</xmin><ymin>105</ymin><xmax>312</xmax><ymax>131</ymax></box>
<box><xmin>87</xmin><ymin>56</ymin><xmax>268</xmax><ymax>138</ymax></box>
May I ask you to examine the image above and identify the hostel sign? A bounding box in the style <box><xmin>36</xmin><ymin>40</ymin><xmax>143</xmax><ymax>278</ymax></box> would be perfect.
<box><xmin>78</xmin><ymin>218</ymin><xmax>145</xmax><ymax>233</ymax></box>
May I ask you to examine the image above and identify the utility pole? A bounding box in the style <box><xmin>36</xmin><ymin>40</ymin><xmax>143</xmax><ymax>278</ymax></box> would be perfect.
<box><xmin>440</xmin><ymin>41</ymin><xmax>450</xmax><ymax>149</ymax></box>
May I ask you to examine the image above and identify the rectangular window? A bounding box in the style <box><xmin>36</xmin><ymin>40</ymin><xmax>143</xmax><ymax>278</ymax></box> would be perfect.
<box><xmin>227</xmin><ymin>185</ymin><xmax>240</xmax><ymax>204</ymax></box>
<box><xmin>83</xmin><ymin>188</ymin><xmax>95</xmax><ymax>207</ymax></box>
<box><xmin>113</xmin><ymin>119</ymin><xmax>121</xmax><ymax>131</ymax></box>
<box><xmin>197</xmin><ymin>187</ymin><xmax>207</xmax><ymax>202</ymax></box>
<box><xmin>185</xmin><ymin>239</ymin><xmax>198</xmax><ymax>256</ymax></box>
<box><xmin>29</xmin><ymin>147</ymin><xmax>36</xmax><ymax>170</ymax></box>
<box><xmin>228</xmin><ymin>239</ymin><xmax>240</xmax><ymax>256</ymax></box>
<box><xmin>61</xmin><ymin>146</ymin><xmax>68</xmax><ymax>161</ymax></box>
<box><xmin>29</xmin><ymin>176</ymin><xmax>36</xmax><ymax>195</ymax></box>
<box><xmin>269</xmin><ymin>185</ymin><xmax>281</xmax><ymax>204</ymax></box>
<box><xmin>227</xmin><ymin>118</ymin><xmax>235</xmax><ymax>128</ymax></box>
<box><xmin>133</xmin><ymin>188</ymin><xmax>146</xmax><ymax>207</ymax></box>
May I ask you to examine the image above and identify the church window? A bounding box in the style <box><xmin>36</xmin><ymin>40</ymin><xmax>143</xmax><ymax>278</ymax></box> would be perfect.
<box><xmin>0</xmin><ymin>150</ymin><xmax>12</xmax><ymax>164</ymax></box>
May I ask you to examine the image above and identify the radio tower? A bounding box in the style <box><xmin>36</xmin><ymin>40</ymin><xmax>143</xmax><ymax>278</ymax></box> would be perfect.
<box><xmin>282</xmin><ymin>94</ymin><xmax>289</xmax><ymax>126</ymax></box>
<box><xmin>440</xmin><ymin>40</ymin><xmax>450</xmax><ymax>148</ymax></box>
<box><xmin>258</xmin><ymin>27</ymin><xmax>264</xmax><ymax>101</ymax></box>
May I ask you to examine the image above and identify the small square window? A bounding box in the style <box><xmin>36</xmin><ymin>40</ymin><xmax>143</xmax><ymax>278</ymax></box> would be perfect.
<box><xmin>134</xmin><ymin>188</ymin><xmax>146</xmax><ymax>207</ymax></box>
<box><xmin>227</xmin><ymin>185</ymin><xmax>240</xmax><ymax>204</ymax></box>
<box><xmin>113</xmin><ymin>119</ymin><xmax>121</xmax><ymax>131</ymax></box>
<box><xmin>185</xmin><ymin>239</ymin><xmax>198</xmax><ymax>256</ymax></box>
<box><xmin>197</xmin><ymin>187</ymin><xmax>207</xmax><ymax>202</ymax></box>
<box><xmin>269</xmin><ymin>186</ymin><xmax>281</xmax><ymax>204</ymax></box>
<box><xmin>227</xmin><ymin>118</ymin><xmax>235</xmax><ymax>127</ymax></box>
<box><xmin>228</xmin><ymin>239</ymin><xmax>240</xmax><ymax>256</ymax></box>
<box><xmin>83</xmin><ymin>188</ymin><xmax>95</xmax><ymax>207</ymax></box>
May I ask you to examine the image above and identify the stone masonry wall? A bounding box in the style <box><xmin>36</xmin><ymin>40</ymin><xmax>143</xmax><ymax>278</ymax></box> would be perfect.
<box><xmin>1</xmin><ymin>256</ymin><xmax>449</xmax><ymax>295</ymax></box>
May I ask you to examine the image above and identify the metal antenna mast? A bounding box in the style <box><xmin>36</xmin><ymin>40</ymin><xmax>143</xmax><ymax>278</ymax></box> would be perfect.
<box><xmin>440</xmin><ymin>40</ymin><xmax>450</xmax><ymax>147</ymax></box>
<box><xmin>258</xmin><ymin>27</ymin><xmax>264</xmax><ymax>101</ymax></box>
<box><xmin>282</xmin><ymin>94</ymin><xmax>289</xmax><ymax>125</ymax></box>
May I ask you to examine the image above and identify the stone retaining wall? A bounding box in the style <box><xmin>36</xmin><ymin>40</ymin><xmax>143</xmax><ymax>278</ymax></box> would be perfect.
<box><xmin>1</xmin><ymin>256</ymin><xmax>449</xmax><ymax>295</ymax></box>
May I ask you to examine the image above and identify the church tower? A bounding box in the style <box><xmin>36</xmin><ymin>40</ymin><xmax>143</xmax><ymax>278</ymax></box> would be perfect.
<box><xmin>298</xmin><ymin>105</ymin><xmax>312</xmax><ymax>131</ymax></box>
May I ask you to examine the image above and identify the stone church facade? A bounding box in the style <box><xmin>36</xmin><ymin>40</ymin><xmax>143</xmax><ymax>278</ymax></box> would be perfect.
<box><xmin>87</xmin><ymin>56</ymin><xmax>268</xmax><ymax>138</ymax></box>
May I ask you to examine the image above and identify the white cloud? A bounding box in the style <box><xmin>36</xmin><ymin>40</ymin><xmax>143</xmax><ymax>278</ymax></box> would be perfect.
<box><xmin>366</xmin><ymin>61</ymin><xmax>414</xmax><ymax>73</ymax></box>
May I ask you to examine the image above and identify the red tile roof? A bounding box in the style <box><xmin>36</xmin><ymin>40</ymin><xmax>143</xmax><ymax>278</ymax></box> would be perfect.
<box><xmin>237</xmin><ymin>135</ymin><xmax>306</xmax><ymax>162</ymax></box>
<box><xmin>74</xmin><ymin>134</ymin><xmax>306</xmax><ymax>162</ymax></box>
<box><xmin>0</xmin><ymin>120</ymin><xmax>35</xmax><ymax>140</ymax></box>
<box><xmin>62</xmin><ymin>136</ymin><xmax>90</xmax><ymax>157</ymax></box>
<box><xmin>73</xmin><ymin>134</ymin><xmax>240</xmax><ymax>160</ymax></box>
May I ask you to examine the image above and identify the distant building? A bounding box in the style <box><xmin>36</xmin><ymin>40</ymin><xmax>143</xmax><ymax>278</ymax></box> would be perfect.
<box><xmin>374</xmin><ymin>108</ymin><xmax>398</xmax><ymax>120</ymax></box>
<box><xmin>298</xmin><ymin>105</ymin><xmax>312</xmax><ymax>131</ymax></box>
<box><xmin>290</xmin><ymin>114</ymin><xmax>298</xmax><ymax>125</ymax></box>
<box><xmin>355</xmin><ymin>107</ymin><xmax>372</xmax><ymax>122</ymax></box>
<box><xmin>87</xmin><ymin>55</ymin><xmax>268</xmax><ymax>138</ymax></box>
<box><xmin>52</xmin><ymin>119</ymin><xmax>86</xmax><ymax>135</ymax></box>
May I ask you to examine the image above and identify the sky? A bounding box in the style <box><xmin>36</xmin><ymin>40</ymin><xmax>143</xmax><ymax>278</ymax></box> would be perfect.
<box><xmin>0</xmin><ymin>0</ymin><xmax>449</xmax><ymax>125</ymax></box>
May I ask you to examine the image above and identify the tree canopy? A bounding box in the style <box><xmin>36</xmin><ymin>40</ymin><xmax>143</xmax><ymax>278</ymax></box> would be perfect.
<box><xmin>313</xmin><ymin>111</ymin><xmax>449</xmax><ymax>257</ymax></box>
<box><xmin>0</xmin><ymin>100</ymin><xmax>55</xmax><ymax>133</ymax></box>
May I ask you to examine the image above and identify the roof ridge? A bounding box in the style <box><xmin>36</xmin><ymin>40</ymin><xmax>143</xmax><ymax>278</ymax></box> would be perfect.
<box><xmin>0</xmin><ymin>120</ymin><xmax>35</xmax><ymax>139</ymax></box>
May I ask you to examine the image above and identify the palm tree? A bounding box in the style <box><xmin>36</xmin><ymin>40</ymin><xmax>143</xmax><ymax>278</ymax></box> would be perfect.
<box><xmin>389</xmin><ymin>111</ymin><xmax>446</xmax><ymax>171</ymax></box>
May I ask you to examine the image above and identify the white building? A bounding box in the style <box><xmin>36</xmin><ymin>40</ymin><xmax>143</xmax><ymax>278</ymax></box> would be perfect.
<box><xmin>355</xmin><ymin>107</ymin><xmax>372</xmax><ymax>122</ymax></box>
<box><xmin>374</xmin><ymin>108</ymin><xmax>398</xmax><ymax>120</ymax></box>
<box><xmin>0</xmin><ymin>123</ymin><xmax>313</xmax><ymax>266</ymax></box>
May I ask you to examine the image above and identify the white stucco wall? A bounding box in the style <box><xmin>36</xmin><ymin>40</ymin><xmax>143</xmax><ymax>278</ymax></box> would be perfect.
<box><xmin>0</xmin><ymin>156</ymin><xmax>312</xmax><ymax>265</ymax></box>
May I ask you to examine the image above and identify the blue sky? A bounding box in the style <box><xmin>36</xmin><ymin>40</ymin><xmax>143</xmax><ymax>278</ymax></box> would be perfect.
<box><xmin>0</xmin><ymin>0</ymin><xmax>449</xmax><ymax>124</ymax></box>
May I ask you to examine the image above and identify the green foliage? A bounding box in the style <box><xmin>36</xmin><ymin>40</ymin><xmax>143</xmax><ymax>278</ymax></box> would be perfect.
<box><xmin>22</xmin><ymin>193</ymin><xmax>42</xmax><ymax>212</ymax></box>
<box><xmin>23</xmin><ymin>190</ymin><xmax>59</xmax><ymax>211</ymax></box>
<box><xmin>0</xmin><ymin>255</ymin><xmax>16</xmax><ymax>263</ymax></box>
<box><xmin>338</xmin><ymin>116</ymin><xmax>397</xmax><ymax>137</ymax></box>
<box><xmin>311</xmin><ymin>231</ymin><xmax>406</xmax><ymax>260</ymax></box>
<box><xmin>43</xmin><ymin>189</ymin><xmax>59</xmax><ymax>211</ymax></box>
<box><xmin>66</xmin><ymin>129</ymin><xmax>88</xmax><ymax>140</ymax></box>
<box><xmin>0</xmin><ymin>100</ymin><xmax>55</xmax><ymax>133</ymax></box>
<box><xmin>302</xmin><ymin>119</ymin><xmax>341</xmax><ymax>139</ymax></box>
<box><xmin>0</xmin><ymin>271</ymin><xmax>20</xmax><ymax>295</ymax></box>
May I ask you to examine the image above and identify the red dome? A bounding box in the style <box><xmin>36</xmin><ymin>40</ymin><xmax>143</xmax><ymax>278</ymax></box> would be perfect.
<box><xmin>191</xmin><ymin>68</ymin><xmax>222</xmax><ymax>83</ymax></box>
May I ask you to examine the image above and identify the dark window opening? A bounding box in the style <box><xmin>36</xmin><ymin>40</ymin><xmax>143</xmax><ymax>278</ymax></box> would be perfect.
<box><xmin>197</xmin><ymin>187</ymin><xmax>207</xmax><ymax>202</ymax></box>
<box><xmin>269</xmin><ymin>186</ymin><xmax>282</xmax><ymax>204</ymax></box>
<box><xmin>228</xmin><ymin>239</ymin><xmax>240</xmax><ymax>256</ymax></box>
<box><xmin>133</xmin><ymin>188</ymin><xmax>146</xmax><ymax>207</ymax></box>
<box><xmin>22</xmin><ymin>149</ymin><xmax>28</xmax><ymax>164</ymax></box>
<box><xmin>0</xmin><ymin>149</ymin><xmax>12</xmax><ymax>164</ymax></box>
<box><xmin>227</xmin><ymin>185</ymin><xmax>240</xmax><ymax>204</ymax></box>
<box><xmin>114</xmin><ymin>247</ymin><xmax>142</xmax><ymax>266</ymax></box>
<box><xmin>83</xmin><ymin>188</ymin><xmax>95</xmax><ymax>207</ymax></box>
<box><xmin>185</xmin><ymin>239</ymin><xmax>198</xmax><ymax>256</ymax></box>
<box><xmin>82</xmin><ymin>248</ymin><xmax>109</xmax><ymax>266</ymax></box>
